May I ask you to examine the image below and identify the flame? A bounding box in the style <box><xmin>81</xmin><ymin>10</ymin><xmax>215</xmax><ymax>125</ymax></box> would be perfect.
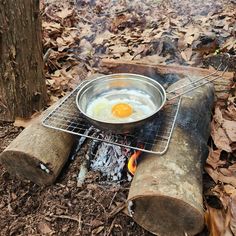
<box><xmin>128</xmin><ymin>150</ymin><xmax>142</xmax><ymax>175</ymax></box>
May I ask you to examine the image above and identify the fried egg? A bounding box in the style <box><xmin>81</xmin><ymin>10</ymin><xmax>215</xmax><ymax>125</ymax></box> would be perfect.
<box><xmin>86</xmin><ymin>89</ymin><xmax>156</xmax><ymax>123</ymax></box>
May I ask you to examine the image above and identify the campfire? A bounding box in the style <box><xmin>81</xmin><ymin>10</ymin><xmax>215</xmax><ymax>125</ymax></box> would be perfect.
<box><xmin>73</xmin><ymin>128</ymin><xmax>144</xmax><ymax>183</ymax></box>
<box><xmin>0</xmin><ymin>61</ymin><xmax>234</xmax><ymax>235</ymax></box>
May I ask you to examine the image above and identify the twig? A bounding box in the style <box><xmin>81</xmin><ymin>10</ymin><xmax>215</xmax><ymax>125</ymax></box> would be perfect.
<box><xmin>87</xmin><ymin>195</ymin><xmax>107</xmax><ymax>221</ymax></box>
<box><xmin>108</xmin><ymin>192</ymin><xmax>117</xmax><ymax>209</ymax></box>
<box><xmin>108</xmin><ymin>202</ymin><xmax>126</xmax><ymax>219</ymax></box>
<box><xmin>52</xmin><ymin>214</ymin><xmax>81</xmax><ymax>223</ymax></box>
<box><xmin>75</xmin><ymin>212</ymin><xmax>82</xmax><ymax>235</ymax></box>
<box><xmin>106</xmin><ymin>218</ymin><xmax>116</xmax><ymax>236</ymax></box>
<box><xmin>78</xmin><ymin>212</ymin><xmax>82</xmax><ymax>231</ymax></box>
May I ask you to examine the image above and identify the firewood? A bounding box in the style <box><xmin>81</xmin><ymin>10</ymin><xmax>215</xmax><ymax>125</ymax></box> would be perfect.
<box><xmin>101</xmin><ymin>59</ymin><xmax>234</xmax><ymax>100</ymax></box>
<box><xmin>0</xmin><ymin>103</ymin><xmax>75</xmax><ymax>186</ymax></box>
<box><xmin>127</xmin><ymin>80</ymin><xmax>215</xmax><ymax>235</ymax></box>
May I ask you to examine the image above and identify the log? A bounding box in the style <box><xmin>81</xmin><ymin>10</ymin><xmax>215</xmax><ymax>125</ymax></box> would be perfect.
<box><xmin>0</xmin><ymin>0</ymin><xmax>47</xmax><ymax>121</ymax></box>
<box><xmin>101</xmin><ymin>59</ymin><xmax>234</xmax><ymax>100</ymax></box>
<box><xmin>127</xmin><ymin>81</ymin><xmax>215</xmax><ymax>235</ymax></box>
<box><xmin>0</xmin><ymin>103</ymin><xmax>75</xmax><ymax>186</ymax></box>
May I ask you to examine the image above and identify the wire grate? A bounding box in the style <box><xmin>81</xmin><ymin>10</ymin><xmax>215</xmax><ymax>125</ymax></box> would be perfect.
<box><xmin>42</xmin><ymin>83</ymin><xmax>181</xmax><ymax>155</ymax></box>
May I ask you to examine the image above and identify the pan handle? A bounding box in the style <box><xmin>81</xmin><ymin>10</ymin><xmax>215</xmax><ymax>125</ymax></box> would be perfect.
<box><xmin>166</xmin><ymin>63</ymin><xmax>228</xmax><ymax>101</ymax></box>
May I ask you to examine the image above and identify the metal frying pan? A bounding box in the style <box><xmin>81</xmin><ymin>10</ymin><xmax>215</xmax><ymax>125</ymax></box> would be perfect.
<box><xmin>75</xmin><ymin>69</ymin><xmax>227</xmax><ymax>134</ymax></box>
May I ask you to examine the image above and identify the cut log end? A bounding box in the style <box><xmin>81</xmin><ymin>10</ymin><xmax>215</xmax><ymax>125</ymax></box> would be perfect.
<box><xmin>0</xmin><ymin>150</ymin><xmax>54</xmax><ymax>186</ymax></box>
<box><xmin>129</xmin><ymin>196</ymin><xmax>204</xmax><ymax>236</ymax></box>
<box><xmin>0</xmin><ymin>104</ymin><xmax>75</xmax><ymax>186</ymax></box>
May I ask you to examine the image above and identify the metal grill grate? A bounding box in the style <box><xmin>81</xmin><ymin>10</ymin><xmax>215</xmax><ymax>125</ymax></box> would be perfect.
<box><xmin>42</xmin><ymin>83</ymin><xmax>181</xmax><ymax>155</ymax></box>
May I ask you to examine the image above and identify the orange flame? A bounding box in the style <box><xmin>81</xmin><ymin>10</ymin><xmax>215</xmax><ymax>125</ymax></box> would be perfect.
<box><xmin>128</xmin><ymin>150</ymin><xmax>142</xmax><ymax>175</ymax></box>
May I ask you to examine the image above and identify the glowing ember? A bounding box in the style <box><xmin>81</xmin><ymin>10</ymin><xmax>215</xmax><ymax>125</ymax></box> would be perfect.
<box><xmin>128</xmin><ymin>150</ymin><xmax>142</xmax><ymax>175</ymax></box>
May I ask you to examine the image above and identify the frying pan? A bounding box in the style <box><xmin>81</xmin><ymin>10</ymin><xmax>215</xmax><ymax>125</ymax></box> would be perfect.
<box><xmin>76</xmin><ymin>73</ymin><xmax>166</xmax><ymax>133</ymax></box>
<box><xmin>75</xmin><ymin>68</ymin><xmax>226</xmax><ymax>133</ymax></box>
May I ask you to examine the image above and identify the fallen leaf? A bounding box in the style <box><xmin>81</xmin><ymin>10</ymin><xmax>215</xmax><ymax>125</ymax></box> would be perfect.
<box><xmin>224</xmin><ymin>104</ymin><xmax>236</xmax><ymax>120</ymax></box>
<box><xmin>206</xmin><ymin>149</ymin><xmax>226</xmax><ymax>169</ymax></box>
<box><xmin>93</xmin><ymin>30</ymin><xmax>114</xmax><ymax>45</ymax></box>
<box><xmin>38</xmin><ymin>222</ymin><xmax>54</xmax><ymax>235</ymax></box>
<box><xmin>109</xmin><ymin>45</ymin><xmax>129</xmax><ymax>54</ymax></box>
<box><xmin>90</xmin><ymin>219</ymin><xmax>104</xmax><ymax>228</ymax></box>
<box><xmin>205</xmin><ymin>165</ymin><xmax>236</xmax><ymax>188</ymax></box>
<box><xmin>224</xmin><ymin>185</ymin><xmax>236</xmax><ymax>195</ymax></box>
<box><xmin>222</xmin><ymin>120</ymin><xmax>236</xmax><ymax>142</ymax></box>
<box><xmin>230</xmin><ymin>194</ymin><xmax>236</xmax><ymax>234</ymax></box>
<box><xmin>56</xmin><ymin>8</ymin><xmax>73</xmax><ymax>19</ymax></box>
<box><xmin>205</xmin><ymin>205</ymin><xmax>233</xmax><ymax>236</ymax></box>
<box><xmin>211</xmin><ymin>106</ymin><xmax>236</xmax><ymax>152</ymax></box>
<box><xmin>211</xmin><ymin>121</ymin><xmax>232</xmax><ymax>152</ymax></box>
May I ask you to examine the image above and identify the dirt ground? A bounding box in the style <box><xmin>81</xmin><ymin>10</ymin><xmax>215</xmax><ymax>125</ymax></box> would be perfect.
<box><xmin>0</xmin><ymin>123</ymin><xmax>153</xmax><ymax>236</ymax></box>
<box><xmin>0</xmin><ymin>0</ymin><xmax>235</xmax><ymax>235</ymax></box>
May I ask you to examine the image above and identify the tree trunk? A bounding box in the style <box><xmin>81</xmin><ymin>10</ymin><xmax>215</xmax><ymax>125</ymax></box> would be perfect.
<box><xmin>0</xmin><ymin>0</ymin><xmax>47</xmax><ymax>122</ymax></box>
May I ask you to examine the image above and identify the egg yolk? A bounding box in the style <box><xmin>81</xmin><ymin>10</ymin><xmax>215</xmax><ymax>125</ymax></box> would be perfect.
<box><xmin>112</xmin><ymin>103</ymin><xmax>133</xmax><ymax>118</ymax></box>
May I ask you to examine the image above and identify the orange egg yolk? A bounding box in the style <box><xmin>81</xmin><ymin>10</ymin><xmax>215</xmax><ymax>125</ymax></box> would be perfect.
<box><xmin>112</xmin><ymin>103</ymin><xmax>133</xmax><ymax>118</ymax></box>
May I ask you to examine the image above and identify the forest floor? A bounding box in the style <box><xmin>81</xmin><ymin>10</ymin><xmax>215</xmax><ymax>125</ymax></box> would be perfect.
<box><xmin>0</xmin><ymin>0</ymin><xmax>235</xmax><ymax>235</ymax></box>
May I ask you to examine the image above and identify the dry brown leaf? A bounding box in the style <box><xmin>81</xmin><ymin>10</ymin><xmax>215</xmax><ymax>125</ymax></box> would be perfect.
<box><xmin>42</xmin><ymin>22</ymin><xmax>61</xmax><ymax>31</ymax></box>
<box><xmin>56</xmin><ymin>8</ymin><xmax>73</xmax><ymax>19</ymax></box>
<box><xmin>93</xmin><ymin>30</ymin><xmax>114</xmax><ymax>45</ymax></box>
<box><xmin>212</xmin><ymin>106</ymin><xmax>236</xmax><ymax>150</ymax></box>
<box><xmin>205</xmin><ymin>164</ymin><xmax>236</xmax><ymax>188</ymax></box>
<box><xmin>181</xmin><ymin>48</ymin><xmax>193</xmax><ymax>62</ymax></box>
<box><xmin>110</xmin><ymin>14</ymin><xmax>130</xmax><ymax>33</ymax></box>
<box><xmin>184</xmin><ymin>35</ymin><xmax>195</xmax><ymax>45</ymax></box>
<box><xmin>38</xmin><ymin>222</ymin><xmax>54</xmax><ymax>235</ymax></box>
<box><xmin>205</xmin><ymin>205</ymin><xmax>233</xmax><ymax>236</ymax></box>
<box><xmin>224</xmin><ymin>185</ymin><xmax>236</xmax><ymax>196</ymax></box>
<box><xmin>206</xmin><ymin>149</ymin><xmax>225</xmax><ymax>170</ymax></box>
<box><xmin>225</xmin><ymin>104</ymin><xmax>236</xmax><ymax>120</ymax></box>
<box><xmin>178</xmin><ymin>34</ymin><xmax>187</xmax><ymax>50</ymax></box>
<box><xmin>109</xmin><ymin>45</ymin><xmax>129</xmax><ymax>54</ymax></box>
<box><xmin>14</xmin><ymin>112</ymin><xmax>41</xmax><ymax>128</ymax></box>
<box><xmin>211</xmin><ymin>121</ymin><xmax>232</xmax><ymax>152</ymax></box>
<box><xmin>222</xmin><ymin>120</ymin><xmax>236</xmax><ymax>142</ymax></box>
<box><xmin>230</xmin><ymin>194</ymin><xmax>236</xmax><ymax>234</ymax></box>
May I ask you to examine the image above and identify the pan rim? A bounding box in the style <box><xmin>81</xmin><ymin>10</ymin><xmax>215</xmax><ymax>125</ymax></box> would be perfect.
<box><xmin>75</xmin><ymin>73</ymin><xmax>167</xmax><ymax>125</ymax></box>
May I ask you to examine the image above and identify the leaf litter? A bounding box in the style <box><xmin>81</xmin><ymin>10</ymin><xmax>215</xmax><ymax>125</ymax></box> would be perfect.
<box><xmin>0</xmin><ymin>0</ymin><xmax>235</xmax><ymax>235</ymax></box>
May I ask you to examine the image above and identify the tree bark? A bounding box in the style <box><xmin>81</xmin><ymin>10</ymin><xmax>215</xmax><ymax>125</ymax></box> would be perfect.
<box><xmin>0</xmin><ymin>102</ymin><xmax>75</xmax><ymax>186</ymax></box>
<box><xmin>0</xmin><ymin>0</ymin><xmax>47</xmax><ymax>122</ymax></box>
<box><xmin>127</xmin><ymin>81</ymin><xmax>215</xmax><ymax>236</ymax></box>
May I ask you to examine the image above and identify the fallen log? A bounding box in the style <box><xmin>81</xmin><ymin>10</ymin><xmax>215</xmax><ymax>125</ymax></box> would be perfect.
<box><xmin>101</xmin><ymin>59</ymin><xmax>234</xmax><ymax>100</ymax></box>
<box><xmin>127</xmin><ymin>80</ymin><xmax>215</xmax><ymax>235</ymax></box>
<box><xmin>0</xmin><ymin>103</ymin><xmax>75</xmax><ymax>186</ymax></box>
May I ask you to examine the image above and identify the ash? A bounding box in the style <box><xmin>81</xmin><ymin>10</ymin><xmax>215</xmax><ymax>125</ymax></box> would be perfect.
<box><xmin>72</xmin><ymin>127</ymin><xmax>133</xmax><ymax>183</ymax></box>
<box><xmin>90</xmin><ymin>140</ymin><xmax>133</xmax><ymax>182</ymax></box>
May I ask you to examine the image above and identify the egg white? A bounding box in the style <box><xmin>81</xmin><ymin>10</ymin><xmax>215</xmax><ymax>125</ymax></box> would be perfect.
<box><xmin>86</xmin><ymin>93</ymin><xmax>155</xmax><ymax>123</ymax></box>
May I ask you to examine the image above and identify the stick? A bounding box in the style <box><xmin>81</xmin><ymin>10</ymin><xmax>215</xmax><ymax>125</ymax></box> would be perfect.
<box><xmin>108</xmin><ymin>202</ymin><xmax>126</xmax><ymax>219</ymax></box>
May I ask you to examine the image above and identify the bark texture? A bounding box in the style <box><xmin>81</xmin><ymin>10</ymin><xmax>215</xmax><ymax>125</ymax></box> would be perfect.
<box><xmin>127</xmin><ymin>81</ymin><xmax>215</xmax><ymax>236</ymax></box>
<box><xmin>0</xmin><ymin>0</ymin><xmax>47</xmax><ymax>121</ymax></box>
<box><xmin>0</xmin><ymin>103</ymin><xmax>75</xmax><ymax>186</ymax></box>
